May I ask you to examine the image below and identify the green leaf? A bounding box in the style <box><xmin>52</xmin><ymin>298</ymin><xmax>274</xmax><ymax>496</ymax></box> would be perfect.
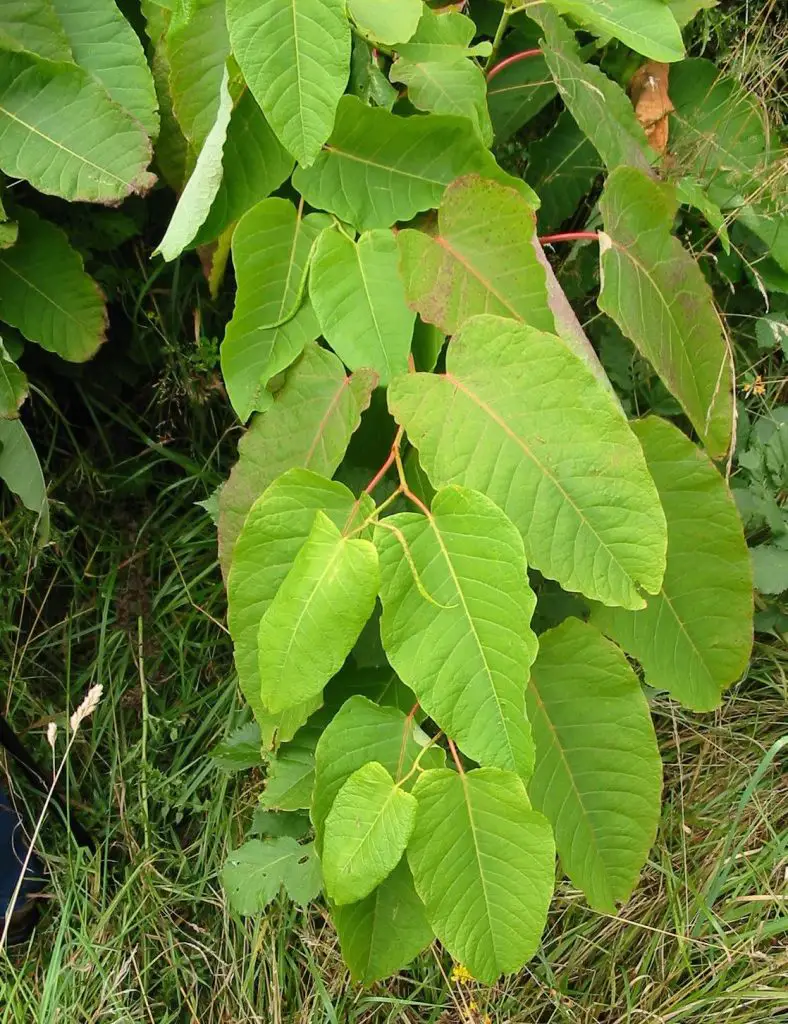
<box><xmin>755</xmin><ymin>315</ymin><xmax>788</xmax><ymax>356</ymax></box>
<box><xmin>376</xmin><ymin>486</ymin><xmax>538</xmax><ymax>777</ymax></box>
<box><xmin>529</xmin><ymin>8</ymin><xmax>652</xmax><ymax>173</ymax></box>
<box><xmin>667</xmin><ymin>0</ymin><xmax>717</xmax><ymax>26</ymax></box>
<box><xmin>210</xmin><ymin>721</ymin><xmax>263</xmax><ymax>772</ymax></box>
<box><xmin>251</xmin><ymin>807</ymin><xmax>312</xmax><ymax>841</ymax></box>
<box><xmin>333</xmin><ymin>857</ymin><xmax>434</xmax><ymax>984</ymax></box>
<box><xmin>545</xmin><ymin>0</ymin><xmax>684</xmax><ymax>61</ymax></box>
<box><xmin>218</xmin><ymin>345</ymin><xmax>376</xmax><ymax>574</ymax></box>
<box><xmin>388</xmin><ymin>315</ymin><xmax>667</xmax><ymax>610</ymax></box>
<box><xmin>312</xmin><ymin>695</ymin><xmax>443</xmax><ymax>850</ymax></box>
<box><xmin>310</xmin><ymin>228</ymin><xmax>414</xmax><ymax>385</ymax></box>
<box><xmin>675</xmin><ymin>177</ymin><xmax>731</xmax><ymax>254</ymax></box>
<box><xmin>292</xmin><ymin>96</ymin><xmax>527</xmax><ymax>231</ymax></box>
<box><xmin>222</xmin><ymin>837</ymin><xmax>322</xmax><ymax>914</ymax></box>
<box><xmin>257</xmin><ymin>511</ymin><xmax>379</xmax><ymax>714</ymax></box>
<box><xmin>348</xmin><ymin>0</ymin><xmax>422</xmax><ymax>46</ymax></box>
<box><xmin>0</xmin><ymin>1</ymin><xmax>72</xmax><ymax>61</ymax></box>
<box><xmin>227</xmin><ymin>0</ymin><xmax>351</xmax><ymax>166</ymax></box>
<box><xmin>598</xmin><ymin>166</ymin><xmax>734</xmax><ymax>458</ymax></box>
<box><xmin>0</xmin><ymin>418</ymin><xmax>48</xmax><ymax>542</ymax></box>
<box><xmin>0</xmin><ymin>340</ymin><xmax>27</xmax><ymax>419</ymax></box>
<box><xmin>398</xmin><ymin>175</ymin><xmax>552</xmax><ymax>336</ymax></box>
<box><xmin>407</xmin><ymin>768</ymin><xmax>555</xmax><ymax>984</ymax></box>
<box><xmin>166</xmin><ymin>0</ymin><xmax>230</xmax><ymax>147</ymax></box>
<box><xmin>526</xmin><ymin>109</ymin><xmax>603</xmax><ymax>232</ymax></box>
<box><xmin>411</xmin><ymin>319</ymin><xmax>444</xmax><ymax>374</ymax></box>
<box><xmin>394</xmin><ymin>7</ymin><xmax>491</xmax><ymax>61</ymax></box>
<box><xmin>192</xmin><ymin>91</ymin><xmax>294</xmax><ymax>248</ymax></box>
<box><xmin>323</xmin><ymin>761</ymin><xmax>417</xmax><ymax>905</ymax></box>
<box><xmin>526</xmin><ymin>618</ymin><xmax>662</xmax><ymax>912</ymax></box>
<box><xmin>261</xmin><ymin>721</ymin><xmax>322</xmax><ymax>810</ymax></box>
<box><xmin>226</xmin><ymin>469</ymin><xmax>374</xmax><ymax>732</ymax></box>
<box><xmin>487</xmin><ymin>47</ymin><xmax>556</xmax><ymax>144</ymax></box>
<box><xmin>50</xmin><ymin>0</ymin><xmax>159</xmax><ymax>139</ymax></box>
<box><xmin>349</xmin><ymin>37</ymin><xmax>399</xmax><ymax>110</ymax></box>
<box><xmin>221</xmin><ymin>198</ymin><xmax>327</xmax><ymax>421</ymax></box>
<box><xmin>0</xmin><ymin>208</ymin><xmax>106</xmax><ymax>362</ymax></box>
<box><xmin>591</xmin><ymin>417</ymin><xmax>753</xmax><ymax>711</ymax></box>
<box><xmin>750</xmin><ymin>544</ymin><xmax>788</xmax><ymax>596</ymax></box>
<box><xmin>324</xmin><ymin>664</ymin><xmax>417</xmax><ymax>716</ymax></box>
<box><xmin>0</xmin><ymin>49</ymin><xmax>155</xmax><ymax>204</ymax></box>
<box><xmin>156</xmin><ymin>67</ymin><xmax>232</xmax><ymax>261</ymax></box>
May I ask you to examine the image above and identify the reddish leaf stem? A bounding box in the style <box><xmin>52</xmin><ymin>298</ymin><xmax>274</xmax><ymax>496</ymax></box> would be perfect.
<box><xmin>538</xmin><ymin>231</ymin><xmax>600</xmax><ymax>245</ymax></box>
<box><xmin>486</xmin><ymin>49</ymin><xmax>542</xmax><ymax>83</ymax></box>
<box><xmin>364</xmin><ymin>426</ymin><xmax>404</xmax><ymax>495</ymax></box>
<box><xmin>447</xmin><ymin>737</ymin><xmax>465</xmax><ymax>776</ymax></box>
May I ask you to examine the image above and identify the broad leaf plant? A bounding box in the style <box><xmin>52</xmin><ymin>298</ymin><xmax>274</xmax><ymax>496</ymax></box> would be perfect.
<box><xmin>1</xmin><ymin>0</ymin><xmax>780</xmax><ymax>985</ymax></box>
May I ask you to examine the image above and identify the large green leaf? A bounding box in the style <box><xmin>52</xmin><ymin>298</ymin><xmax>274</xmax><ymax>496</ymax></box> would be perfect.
<box><xmin>0</xmin><ymin>1</ymin><xmax>71</xmax><ymax>61</ymax></box>
<box><xmin>397</xmin><ymin>175</ymin><xmax>552</xmax><ymax>336</ymax></box>
<box><xmin>292</xmin><ymin>96</ymin><xmax>526</xmax><ymax>231</ymax></box>
<box><xmin>311</xmin><ymin>695</ymin><xmax>443</xmax><ymax>849</ymax></box>
<box><xmin>156</xmin><ymin>67</ymin><xmax>232</xmax><ymax>261</ymax></box>
<box><xmin>222</xmin><ymin>837</ymin><xmax>322</xmax><ymax>913</ymax></box>
<box><xmin>221</xmin><ymin>198</ymin><xmax>327</xmax><ymax>421</ymax></box>
<box><xmin>394</xmin><ymin>7</ymin><xmax>491</xmax><ymax>61</ymax></box>
<box><xmin>0</xmin><ymin>418</ymin><xmax>48</xmax><ymax>542</ymax></box>
<box><xmin>388</xmin><ymin>315</ymin><xmax>667</xmax><ymax>610</ymax></box>
<box><xmin>192</xmin><ymin>91</ymin><xmax>294</xmax><ymax>248</ymax></box>
<box><xmin>50</xmin><ymin>0</ymin><xmax>159</xmax><ymax>139</ymax></box>
<box><xmin>333</xmin><ymin>857</ymin><xmax>433</xmax><ymax>984</ymax></box>
<box><xmin>487</xmin><ymin>45</ymin><xmax>556</xmax><ymax>143</ymax></box>
<box><xmin>592</xmin><ymin>417</ymin><xmax>753</xmax><ymax>712</ymax></box>
<box><xmin>526</xmin><ymin>109</ymin><xmax>603</xmax><ymax>231</ymax></box>
<box><xmin>0</xmin><ymin>49</ymin><xmax>154</xmax><ymax>204</ymax></box>
<box><xmin>546</xmin><ymin>0</ymin><xmax>684</xmax><ymax>62</ymax></box>
<box><xmin>260</xmin><ymin>718</ymin><xmax>322</xmax><ymax>810</ymax></box>
<box><xmin>598</xmin><ymin>167</ymin><xmax>734</xmax><ymax>458</ymax></box>
<box><xmin>323</xmin><ymin>761</ymin><xmax>417</xmax><ymax>905</ymax></box>
<box><xmin>407</xmin><ymin>768</ymin><xmax>555</xmax><ymax>983</ymax></box>
<box><xmin>166</xmin><ymin>0</ymin><xmax>230</xmax><ymax>147</ymax></box>
<box><xmin>310</xmin><ymin>228</ymin><xmax>414</xmax><ymax>385</ymax></box>
<box><xmin>526</xmin><ymin>618</ymin><xmax>662</xmax><ymax>912</ymax></box>
<box><xmin>376</xmin><ymin>486</ymin><xmax>538</xmax><ymax>778</ymax></box>
<box><xmin>0</xmin><ymin>340</ymin><xmax>26</xmax><ymax>418</ymax></box>
<box><xmin>218</xmin><ymin>345</ymin><xmax>376</xmax><ymax>574</ymax></box>
<box><xmin>257</xmin><ymin>511</ymin><xmax>379</xmax><ymax>714</ymax></box>
<box><xmin>529</xmin><ymin>8</ymin><xmax>652</xmax><ymax>173</ymax></box>
<box><xmin>226</xmin><ymin>0</ymin><xmax>350</xmax><ymax>166</ymax></box>
<box><xmin>227</xmin><ymin>469</ymin><xmax>374</xmax><ymax>734</ymax></box>
<box><xmin>347</xmin><ymin>0</ymin><xmax>422</xmax><ymax>46</ymax></box>
<box><xmin>0</xmin><ymin>208</ymin><xmax>106</xmax><ymax>362</ymax></box>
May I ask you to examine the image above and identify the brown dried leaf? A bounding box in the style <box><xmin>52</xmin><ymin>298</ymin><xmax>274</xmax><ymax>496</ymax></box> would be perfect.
<box><xmin>629</xmin><ymin>61</ymin><xmax>673</xmax><ymax>155</ymax></box>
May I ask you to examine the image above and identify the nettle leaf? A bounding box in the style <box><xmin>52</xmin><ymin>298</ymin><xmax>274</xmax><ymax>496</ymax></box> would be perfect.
<box><xmin>526</xmin><ymin>110</ymin><xmax>603</xmax><ymax>232</ymax></box>
<box><xmin>376</xmin><ymin>486</ymin><xmax>538</xmax><ymax>777</ymax></box>
<box><xmin>257</xmin><ymin>511</ymin><xmax>379</xmax><ymax>715</ymax></box>
<box><xmin>0</xmin><ymin>208</ymin><xmax>106</xmax><ymax>362</ymax></box>
<box><xmin>222</xmin><ymin>198</ymin><xmax>328</xmax><ymax>422</ymax></box>
<box><xmin>0</xmin><ymin>419</ymin><xmax>48</xmax><ymax>543</ymax></box>
<box><xmin>487</xmin><ymin>44</ymin><xmax>556</xmax><ymax>144</ymax></box>
<box><xmin>310</xmin><ymin>228</ymin><xmax>414</xmax><ymax>385</ymax></box>
<box><xmin>292</xmin><ymin>96</ymin><xmax>526</xmax><ymax>231</ymax></box>
<box><xmin>675</xmin><ymin>177</ymin><xmax>731</xmax><ymax>254</ymax></box>
<box><xmin>227</xmin><ymin>470</ymin><xmax>374</xmax><ymax>735</ymax></box>
<box><xmin>311</xmin><ymin>696</ymin><xmax>443</xmax><ymax>849</ymax></box>
<box><xmin>166</xmin><ymin>0</ymin><xmax>230</xmax><ymax>148</ymax></box>
<box><xmin>526</xmin><ymin>618</ymin><xmax>662</xmax><ymax>912</ymax></box>
<box><xmin>251</xmin><ymin>807</ymin><xmax>312</xmax><ymax>841</ymax></box>
<box><xmin>50</xmin><ymin>0</ymin><xmax>159</xmax><ymax>139</ymax></box>
<box><xmin>398</xmin><ymin>175</ymin><xmax>552</xmax><ymax>336</ymax></box>
<box><xmin>323</xmin><ymin>761</ymin><xmax>417</xmax><ymax>905</ymax></box>
<box><xmin>156</xmin><ymin>67</ymin><xmax>233</xmax><ymax>262</ymax></box>
<box><xmin>218</xmin><ymin>345</ymin><xmax>376</xmax><ymax>574</ymax></box>
<box><xmin>390</xmin><ymin>8</ymin><xmax>493</xmax><ymax>144</ymax></box>
<box><xmin>598</xmin><ymin>167</ymin><xmax>734</xmax><ymax>457</ymax></box>
<box><xmin>210</xmin><ymin>721</ymin><xmax>263</xmax><ymax>772</ymax></box>
<box><xmin>750</xmin><ymin>544</ymin><xmax>788</xmax><ymax>596</ymax></box>
<box><xmin>0</xmin><ymin>340</ymin><xmax>27</xmax><ymax>419</ymax></box>
<box><xmin>260</xmin><ymin>720</ymin><xmax>322</xmax><ymax>810</ymax></box>
<box><xmin>592</xmin><ymin>417</ymin><xmax>753</xmax><ymax>712</ymax></box>
<box><xmin>0</xmin><ymin>50</ymin><xmax>154</xmax><ymax>204</ymax></box>
<box><xmin>333</xmin><ymin>857</ymin><xmax>433</xmax><ymax>985</ymax></box>
<box><xmin>0</xmin><ymin>1</ymin><xmax>72</xmax><ymax>61</ymax></box>
<box><xmin>546</xmin><ymin>0</ymin><xmax>684</xmax><ymax>62</ymax></box>
<box><xmin>192</xmin><ymin>91</ymin><xmax>294</xmax><ymax>248</ymax></box>
<box><xmin>227</xmin><ymin>0</ymin><xmax>350</xmax><ymax>166</ymax></box>
<box><xmin>389</xmin><ymin>315</ymin><xmax>667</xmax><ymax>610</ymax></box>
<box><xmin>348</xmin><ymin>0</ymin><xmax>422</xmax><ymax>46</ymax></box>
<box><xmin>408</xmin><ymin>768</ymin><xmax>555</xmax><ymax>983</ymax></box>
<box><xmin>222</xmin><ymin>837</ymin><xmax>321</xmax><ymax>914</ymax></box>
<box><xmin>529</xmin><ymin>8</ymin><xmax>652</xmax><ymax>173</ymax></box>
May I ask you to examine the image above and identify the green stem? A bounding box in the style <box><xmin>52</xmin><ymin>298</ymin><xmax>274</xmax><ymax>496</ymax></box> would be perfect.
<box><xmin>485</xmin><ymin>2</ymin><xmax>514</xmax><ymax>71</ymax></box>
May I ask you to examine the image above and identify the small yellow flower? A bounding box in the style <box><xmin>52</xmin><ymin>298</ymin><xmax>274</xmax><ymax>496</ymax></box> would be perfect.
<box><xmin>450</xmin><ymin>963</ymin><xmax>474</xmax><ymax>984</ymax></box>
<box><xmin>468</xmin><ymin>1000</ymin><xmax>478</xmax><ymax>1012</ymax></box>
<box><xmin>743</xmin><ymin>375</ymin><xmax>766</xmax><ymax>397</ymax></box>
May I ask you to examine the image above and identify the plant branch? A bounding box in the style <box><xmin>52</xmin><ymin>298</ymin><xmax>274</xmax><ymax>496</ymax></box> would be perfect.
<box><xmin>484</xmin><ymin>2</ymin><xmax>513</xmax><ymax>71</ymax></box>
<box><xmin>447</xmin><ymin>737</ymin><xmax>465</xmax><ymax>776</ymax></box>
<box><xmin>539</xmin><ymin>231</ymin><xmax>600</xmax><ymax>244</ymax></box>
<box><xmin>486</xmin><ymin>49</ymin><xmax>541</xmax><ymax>82</ymax></box>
